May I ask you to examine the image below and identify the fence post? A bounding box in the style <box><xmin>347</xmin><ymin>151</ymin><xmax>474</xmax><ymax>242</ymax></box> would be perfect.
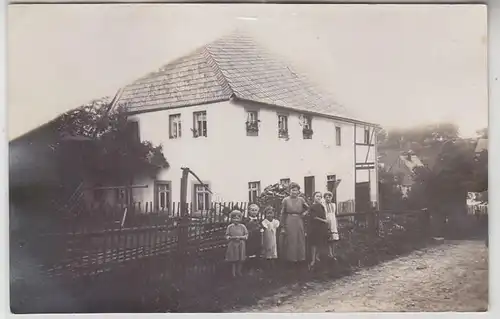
<box><xmin>178</xmin><ymin>168</ymin><xmax>190</xmax><ymax>280</ymax></box>
<box><xmin>421</xmin><ymin>208</ymin><xmax>431</xmax><ymax>237</ymax></box>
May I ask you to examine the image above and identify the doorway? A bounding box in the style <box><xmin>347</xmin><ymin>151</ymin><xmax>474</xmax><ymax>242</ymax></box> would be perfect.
<box><xmin>304</xmin><ymin>176</ymin><xmax>315</xmax><ymax>200</ymax></box>
<box><xmin>355</xmin><ymin>182</ymin><xmax>370</xmax><ymax>213</ymax></box>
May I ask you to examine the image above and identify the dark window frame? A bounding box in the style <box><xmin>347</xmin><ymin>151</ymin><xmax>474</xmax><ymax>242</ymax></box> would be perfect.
<box><xmin>169</xmin><ymin>114</ymin><xmax>182</xmax><ymax>139</ymax></box>
<box><xmin>304</xmin><ymin>176</ymin><xmax>315</xmax><ymax>200</ymax></box>
<box><xmin>335</xmin><ymin>126</ymin><xmax>342</xmax><ymax>146</ymax></box>
<box><xmin>364</xmin><ymin>128</ymin><xmax>371</xmax><ymax>144</ymax></box>
<box><xmin>246</xmin><ymin>110</ymin><xmax>260</xmax><ymax>136</ymax></box>
<box><xmin>278</xmin><ymin>113</ymin><xmax>289</xmax><ymax>138</ymax></box>
<box><xmin>248</xmin><ymin>181</ymin><xmax>261</xmax><ymax>203</ymax></box>
<box><xmin>193</xmin><ymin>181</ymin><xmax>211</xmax><ymax>212</ymax></box>
<box><xmin>154</xmin><ymin>180</ymin><xmax>172</xmax><ymax>212</ymax></box>
<box><xmin>193</xmin><ymin>111</ymin><xmax>207</xmax><ymax>138</ymax></box>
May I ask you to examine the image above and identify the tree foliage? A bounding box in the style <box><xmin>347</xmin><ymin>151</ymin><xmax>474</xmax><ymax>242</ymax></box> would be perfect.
<box><xmin>256</xmin><ymin>183</ymin><xmax>306</xmax><ymax>211</ymax></box>
<box><xmin>379</xmin><ymin>122</ymin><xmax>487</xmax><ymax>218</ymax></box>
<box><xmin>378</xmin><ymin>167</ymin><xmax>406</xmax><ymax>210</ymax></box>
<box><xmin>381</xmin><ymin>122</ymin><xmax>460</xmax><ymax>149</ymax></box>
<box><xmin>54</xmin><ymin>98</ymin><xmax>169</xmax><ymax>185</ymax></box>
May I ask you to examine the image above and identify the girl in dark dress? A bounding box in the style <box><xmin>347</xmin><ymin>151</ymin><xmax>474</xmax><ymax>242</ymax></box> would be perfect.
<box><xmin>307</xmin><ymin>191</ymin><xmax>329</xmax><ymax>270</ymax></box>
<box><xmin>245</xmin><ymin>204</ymin><xmax>263</xmax><ymax>274</ymax></box>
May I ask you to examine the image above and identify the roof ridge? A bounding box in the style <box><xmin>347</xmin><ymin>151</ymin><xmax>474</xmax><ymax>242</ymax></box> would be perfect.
<box><xmin>202</xmin><ymin>45</ymin><xmax>234</xmax><ymax>97</ymax></box>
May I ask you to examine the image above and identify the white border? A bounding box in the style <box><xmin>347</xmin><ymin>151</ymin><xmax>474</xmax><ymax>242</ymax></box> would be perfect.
<box><xmin>1</xmin><ymin>1</ymin><xmax>496</xmax><ymax>318</ymax></box>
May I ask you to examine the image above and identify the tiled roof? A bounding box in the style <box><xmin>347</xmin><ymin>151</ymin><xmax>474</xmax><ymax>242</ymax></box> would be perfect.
<box><xmin>116</xmin><ymin>33</ymin><xmax>358</xmax><ymax>121</ymax></box>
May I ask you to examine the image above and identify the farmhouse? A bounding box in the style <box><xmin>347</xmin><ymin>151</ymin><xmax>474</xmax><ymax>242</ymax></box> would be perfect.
<box><xmin>111</xmin><ymin>33</ymin><xmax>380</xmax><ymax>214</ymax></box>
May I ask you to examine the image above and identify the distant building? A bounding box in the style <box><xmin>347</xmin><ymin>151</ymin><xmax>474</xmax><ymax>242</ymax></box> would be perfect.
<box><xmin>379</xmin><ymin>150</ymin><xmax>424</xmax><ymax>197</ymax></box>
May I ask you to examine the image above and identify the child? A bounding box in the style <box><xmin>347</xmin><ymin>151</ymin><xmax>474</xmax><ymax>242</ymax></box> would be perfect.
<box><xmin>261</xmin><ymin>206</ymin><xmax>280</xmax><ymax>270</ymax></box>
<box><xmin>245</xmin><ymin>204</ymin><xmax>262</xmax><ymax>274</ymax></box>
<box><xmin>323</xmin><ymin>191</ymin><xmax>340</xmax><ymax>259</ymax></box>
<box><xmin>225</xmin><ymin>210</ymin><xmax>248</xmax><ymax>277</ymax></box>
<box><xmin>307</xmin><ymin>191</ymin><xmax>329</xmax><ymax>270</ymax></box>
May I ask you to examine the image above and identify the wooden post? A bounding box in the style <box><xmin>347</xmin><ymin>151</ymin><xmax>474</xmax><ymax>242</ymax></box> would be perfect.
<box><xmin>421</xmin><ymin>208</ymin><xmax>431</xmax><ymax>237</ymax></box>
<box><xmin>178</xmin><ymin>168</ymin><xmax>190</xmax><ymax>278</ymax></box>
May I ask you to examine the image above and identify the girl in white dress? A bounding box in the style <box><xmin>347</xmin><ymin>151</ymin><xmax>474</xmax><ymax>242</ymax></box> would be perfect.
<box><xmin>261</xmin><ymin>206</ymin><xmax>280</xmax><ymax>270</ymax></box>
<box><xmin>323</xmin><ymin>191</ymin><xmax>340</xmax><ymax>258</ymax></box>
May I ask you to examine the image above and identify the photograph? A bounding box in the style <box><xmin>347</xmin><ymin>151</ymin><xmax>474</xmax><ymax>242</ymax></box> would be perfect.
<box><xmin>8</xmin><ymin>3</ymin><xmax>488</xmax><ymax>313</ymax></box>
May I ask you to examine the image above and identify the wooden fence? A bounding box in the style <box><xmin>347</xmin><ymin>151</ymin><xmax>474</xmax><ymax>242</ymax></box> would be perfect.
<box><xmin>13</xmin><ymin>202</ymin><xmax>432</xmax><ymax>313</ymax></box>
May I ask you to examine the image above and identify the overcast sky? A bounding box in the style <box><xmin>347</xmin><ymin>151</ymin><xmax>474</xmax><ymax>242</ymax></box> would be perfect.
<box><xmin>8</xmin><ymin>4</ymin><xmax>487</xmax><ymax>140</ymax></box>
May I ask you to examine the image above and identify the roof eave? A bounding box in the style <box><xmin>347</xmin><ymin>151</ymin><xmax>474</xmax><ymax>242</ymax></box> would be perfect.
<box><xmin>120</xmin><ymin>97</ymin><xmax>233</xmax><ymax>116</ymax></box>
<box><xmin>232</xmin><ymin>96</ymin><xmax>380</xmax><ymax>128</ymax></box>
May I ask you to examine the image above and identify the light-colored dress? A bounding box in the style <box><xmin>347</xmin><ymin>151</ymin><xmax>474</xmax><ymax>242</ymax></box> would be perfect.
<box><xmin>323</xmin><ymin>201</ymin><xmax>340</xmax><ymax>241</ymax></box>
<box><xmin>225</xmin><ymin>223</ymin><xmax>248</xmax><ymax>262</ymax></box>
<box><xmin>280</xmin><ymin>196</ymin><xmax>308</xmax><ymax>262</ymax></box>
<box><xmin>262</xmin><ymin>219</ymin><xmax>280</xmax><ymax>259</ymax></box>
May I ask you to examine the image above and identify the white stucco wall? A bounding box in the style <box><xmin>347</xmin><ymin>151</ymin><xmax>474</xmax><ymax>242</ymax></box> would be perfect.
<box><xmin>128</xmin><ymin>99</ymin><xmax>376</xmax><ymax>211</ymax></box>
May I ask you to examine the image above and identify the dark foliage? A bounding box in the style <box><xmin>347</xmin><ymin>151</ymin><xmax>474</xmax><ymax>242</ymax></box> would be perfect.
<box><xmin>256</xmin><ymin>183</ymin><xmax>307</xmax><ymax>210</ymax></box>
<box><xmin>53</xmin><ymin>98</ymin><xmax>169</xmax><ymax>185</ymax></box>
<box><xmin>378</xmin><ymin>167</ymin><xmax>406</xmax><ymax>210</ymax></box>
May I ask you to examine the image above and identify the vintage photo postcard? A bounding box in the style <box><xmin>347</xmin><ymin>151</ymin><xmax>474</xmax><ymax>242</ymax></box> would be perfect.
<box><xmin>8</xmin><ymin>3</ymin><xmax>488</xmax><ymax>313</ymax></box>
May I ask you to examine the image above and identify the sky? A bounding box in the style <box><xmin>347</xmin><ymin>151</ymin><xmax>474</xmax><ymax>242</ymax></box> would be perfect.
<box><xmin>8</xmin><ymin>4</ymin><xmax>488</xmax><ymax>140</ymax></box>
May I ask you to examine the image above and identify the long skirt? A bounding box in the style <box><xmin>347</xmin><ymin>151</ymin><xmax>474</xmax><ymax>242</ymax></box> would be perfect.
<box><xmin>283</xmin><ymin>214</ymin><xmax>306</xmax><ymax>262</ymax></box>
<box><xmin>262</xmin><ymin>230</ymin><xmax>278</xmax><ymax>259</ymax></box>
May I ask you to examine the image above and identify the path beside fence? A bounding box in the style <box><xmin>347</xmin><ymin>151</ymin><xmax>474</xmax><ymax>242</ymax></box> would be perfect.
<box><xmin>238</xmin><ymin>240</ymin><xmax>488</xmax><ymax>312</ymax></box>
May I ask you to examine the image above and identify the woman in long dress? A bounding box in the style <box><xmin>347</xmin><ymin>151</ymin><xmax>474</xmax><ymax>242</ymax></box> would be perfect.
<box><xmin>307</xmin><ymin>191</ymin><xmax>329</xmax><ymax>269</ymax></box>
<box><xmin>280</xmin><ymin>182</ymin><xmax>308</xmax><ymax>269</ymax></box>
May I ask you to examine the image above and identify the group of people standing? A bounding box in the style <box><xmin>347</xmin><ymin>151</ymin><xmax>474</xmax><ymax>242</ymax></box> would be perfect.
<box><xmin>224</xmin><ymin>182</ymin><xmax>340</xmax><ymax>277</ymax></box>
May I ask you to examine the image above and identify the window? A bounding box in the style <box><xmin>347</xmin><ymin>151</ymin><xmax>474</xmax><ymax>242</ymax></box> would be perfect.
<box><xmin>280</xmin><ymin>178</ymin><xmax>291</xmax><ymax>187</ymax></box>
<box><xmin>302</xmin><ymin>115</ymin><xmax>313</xmax><ymax>139</ymax></box>
<box><xmin>326</xmin><ymin>175</ymin><xmax>337</xmax><ymax>192</ymax></box>
<box><xmin>364</xmin><ymin>128</ymin><xmax>371</xmax><ymax>144</ymax></box>
<box><xmin>246</xmin><ymin>110</ymin><xmax>259</xmax><ymax>136</ymax></box>
<box><xmin>326</xmin><ymin>175</ymin><xmax>338</xmax><ymax>203</ymax></box>
<box><xmin>169</xmin><ymin>114</ymin><xmax>182</xmax><ymax>139</ymax></box>
<box><xmin>193</xmin><ymin>111</ymin><xmax>207</xmax><ymax>137</ymax></box>
<box><xmin>304</xmin><ymin>176</ymin><xmax>315</xmax><ymax>199</ymax></box>
<box><xmin>155</xmin><ymin>181</ymin><xmax>171</xmax><ymax>212</ymax></box>
<box><xmin>248</xmin><ymin>181</ymin><xmax>261</xmax><ymax>203</ymax></box>
<box><xmin>278</xmin><ymin>114</ymin><xmax>289</xmax><ymax>138</ymax></box>
<box><xmin>335</xmin><ymin>126</ymin><xmax>342</xmax><ymax>146</ymax></box>
<box><xmin>194</xmin><ymin>183</ymin><xmax>211</xmax><ymax>211</ymax></box>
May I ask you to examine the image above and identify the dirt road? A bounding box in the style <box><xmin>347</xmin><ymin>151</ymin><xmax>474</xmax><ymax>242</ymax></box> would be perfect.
<box><xmin>238</xmin><ymin>240</ymin><xmax>488</xmax><ymax>312</ymax></box>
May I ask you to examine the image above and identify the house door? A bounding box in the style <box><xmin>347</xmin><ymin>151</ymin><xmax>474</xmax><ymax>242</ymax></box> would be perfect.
<box><xmin>355</xmin><ymin>182</ymin><xmax>370</xmax><ymax>213</ymax></box>
<box><xmin>304</xmin><ymin>176</ymin><xmax>315</xmax><ymax>200</ymax></box>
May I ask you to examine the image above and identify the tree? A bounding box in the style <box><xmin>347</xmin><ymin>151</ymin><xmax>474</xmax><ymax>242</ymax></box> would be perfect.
<box><xmin>378</xmin><ymin>167</ymin><xmax>406</xmax><ymax>210</ymax></box>
<box><xmin>381</xmin><ymin>122</ymin><xmax>460</xmax><ymax>150</ymax></box>
<box><xmin>54</xmin><ymin>97</ymin><xmax>169</xmax><ymax>191</ymax></box>
<box><xmin>376</xmin><ymin>128</ymin><xmax>388</xmax><ymax>145</ymax></box>
<box><xmin>407</xmin><ymin>138</ymin><xmax>479</xmax><ymax>236</ymax></box>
